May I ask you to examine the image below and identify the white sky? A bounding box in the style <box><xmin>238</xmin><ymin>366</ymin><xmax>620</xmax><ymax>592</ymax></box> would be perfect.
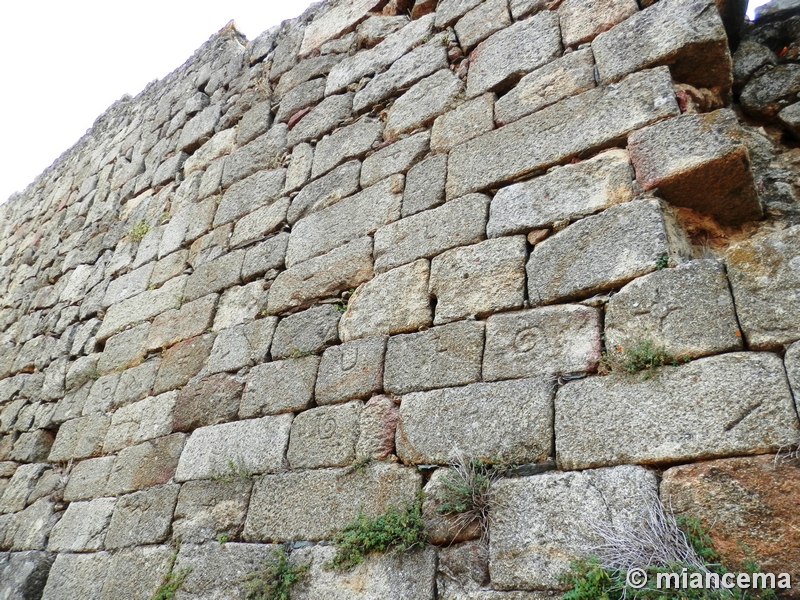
<box><xmin>0</xmin><ymin>0</ymin><xmax>773</xmax><ymax>205</ymax></box>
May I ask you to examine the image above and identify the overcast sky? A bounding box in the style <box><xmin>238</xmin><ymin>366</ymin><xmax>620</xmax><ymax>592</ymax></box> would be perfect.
<box><xmin>0</xmin><ymin>0</ymin><xmax>772</xmax><ymax>205</ymax></box>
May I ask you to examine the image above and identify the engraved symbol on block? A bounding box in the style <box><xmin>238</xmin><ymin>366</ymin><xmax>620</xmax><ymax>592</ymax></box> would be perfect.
<box><xmin>318</xmin><ymin>417</ymin><xmax>337</xmax><ymax>439</ymax></box>
<box><xmin>514</xmin><ymin>328</ymin><xmax>538</xmax><ymax>353</ymax></box>
<box><xmin>101</xmin><ymin>384</ymin><xmax>113</xmax><ymax>400</ymax></box>
<box><xmin>340</xmin><ymin>346</ymin><xmax>359</xmax><ymax>371</ymax></box>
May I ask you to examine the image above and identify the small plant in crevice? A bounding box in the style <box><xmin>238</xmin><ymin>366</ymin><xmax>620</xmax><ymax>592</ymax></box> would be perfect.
<box><xmin>150</xmin><ymin>542</ymin><xmax>191</xmax><ymax>600</ymax></box>
<box><xmin>328</xmin><ymin>494</ymin><xmax>427</xmax><ymax>571</ymax></box>
<box><xmin>212</xmin><ymin>458</ymin><xmax>253</xmax><ymax>483</ymax></box>
<box><xmin>333</xmin><ymin>288</ymin><xmax>356</xmax><ymax>314</ymax></box>
<box><xmin>345</xmin><ymin>455</ymin><xmax>373</xmax><ymax>474</ymax></box>
<box><xmin>129</xmin><ymin>220</ymin><xmax>150</xmax><ymax>242</ymax></box>
<box><xmin>243</xmin><ymin>547</ymin><xmax>309</xmax><ymax>600</ymax></box>
<box><xmin>599</xmin><ymin>340</ymin><xmax>689</xmax><ymax>379</ymax></box>
<box><xmin>655</xmin><ymin>253</ymin><xmax>670</xmax><ymax>270</ymax></box>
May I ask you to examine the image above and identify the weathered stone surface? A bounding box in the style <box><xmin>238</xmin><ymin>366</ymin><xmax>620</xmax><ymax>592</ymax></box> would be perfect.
<box><xmin>99</xmin><ymin>545</ymin><xmax>173</xmax><ymax>600</ymax></box>
<box><xmin>63</xmin><ymin>455</ymin><xmax>114</xmax><ymax>501</ymax></box>
<box><xmin>316</xmin><ymin>336</ymin><xmax>387</xmax><ymax>405</ymax></box>
<box><xmin>592</xmin><ymin>0</ymin><xmax>732</xmax><ymax>88</ymax></box>
<box><xmin>113</xmin><ymin>360</ymin><xmax>159</xmax><ymax>410</ymax></box>
<box><xmin>484</xmin><ymin>305</ymin><xmax>602</xmax><ymax>381</ymax></box>
<box><xmin>374</xmin><ymin>194</ymin><xmax>489</xmax><ymax>273</ymax></box>
<box><xmin>178</xmin><ymin>104</ymin><xmax>221</xmax><ymax>152</ymax></box>
<box><xmin>242</xmin><ymin>233</ymin><xmax>289</xmax><ymax>280</ymax></box>
<box><xmin>356</xmin><ymin>15</ymin><xmax>409</xmax><ymax>47</ymax></box>
<box><xmin>47</xmin><ymin>497</ymin><xmax>115</xmax><ymax>552</ymax></box>
<box><xmin>271</xmin><ymin>305</ymin><xmax>341</xmax><ymax>360</ymax></box>
<box><xmin>467</xmin><ymin>12</ymin><xmax>561</xmax><ymax>98</ymax></box>
<box><xmin>287</xmin><ymin>160</ymin><xmax>361</xmax><ymax>225</ymax></box>
<box><xmin>726</xmin><ymin>226</ymin><xmax>800</xmax><ymax>350</ymax></box>
<box><xmin>527</xmin><ymin>199</ymin><xmax>692</xmax><ymax>305</ymax></box>
<box><xmin>239</xmin><ymin>356</ymin><xmax>320</xmax><ymax>418</ymax></box>
<box><xmin>105</xmin><ymin>484</ymin><xmax>179</xmax><ymax>548</ymax></box>
<box><xmin>384</xmin><ymin>321</ymin><xmax>485</xmax><ymax>394</ymax></box>
<box><xmin>787</xmin><ymin>340</ymin><xmax>800</xmax><ymax>400</ymax></box>
<box><xmin>275</xmin><ymin>55</ymin><xmax>343</xmax><ymax>100</ymax></box>
<box><xmin>455</xmin><ymin>0</ymin><xmax>511</xmax><ymax>52</ymax></box>
<box><xmin>448</xmin><ymin>67</ymin><xmax>679</xmax><ymax>198</ymax></box>
<box><xmin>235</xmin><ymin>99</ymin><xmax>273</xmax><ymax>146</ymax></box>
<box><xmin>172</xmin><ymin>479</ymin><xmax>252</xmax><ymax>543</ymax></box>
<box><xmin>105</xmin><ymin>434</ymin><xmax>185</xmax><ymax>496</ymax></box>
<box><xmin>496</xmin><ymin>48</ymin><xmax>596</xmax><ymax>126</ymax></box>
<box><xmin>287</xmin><ymin>400</ymin><xmax>363</xmax><ymax>468</ymax></box>
<box><xmin>221</xmin><ymin>125</ymin><xmax>288</xmax><ymax>188</ymax></box>
<box><xmin>40</xmin><ymin>552</ymin><xmax>110</xmax><ymax>600</ymax></box>
<box><xmin>244</xmin><ymin>462</ymin><xmax>420</xmax><ymax>541</ymax></box>
<box><xmin>48</xmin><ymin>415</ymin><xmax>110</xmax><ymax>462</ymax></box>
<box><xmin>356</xmin><ymin>395</ymin><xmax>399</xmax><ymax>460</ymax></box>
<box><xmin>147</xmin><ymin>294</ymin><xmax>216</xmax><ymax>351</ymax></box>
<box><xmin>103</xmin><ymin>391</ymin><xmax>176</xmax><ymax>453</ymax></box>
<box><xmin>96</xmin><ymin>275</ymin><xmax>187</xmax><ymax>341</ymax></box>
<box><xmin>102</xmin><ymin>263</ymin><xmax>154</xmax><ymax>308</ymax></box>
<box><xmin>756</xmin><ymin>0</ymin><xmax>800</xmax><ymax>20</ymax></box>
<box><xmin>0</xmin><ymin>463</ymin><xmax>46</xmax><ymax>514</ymax></box>
<box><xmin>559</xmin><ymin>0</ymin><xmax>638</xmax><ymax>47</ymax></box>
<box><xmin>212</xmin><ymin>281</ymin><xmax>267</xmax><ymax>331</ymax></box>
<box><xmin>175</xmin><ymin>415</ymin><xmax>293</xmax><ymax>481</ymax></box>
<box><xmin>436</xmin><ymin>0</ymin><xmax>483</xmax><ymax>27</ymax></box>
<box><xmin>353</xmin><ymin>41</ymin><xmax>449</xmax><ymax>113</ymax></box>
<box><xmin>289</xmin><ymin>545</ymin><xmax>436</xmax><ymax>599</ymax></box>
<box><xmin>276</xmin><ymin>79</ymin><xmax>326</xmax><ymax>123</ymax></box>
<box><xmin>555</xmin><ymin>353</ymin><xmax>800</xmax><ymax>470</ymax></box>
<box><xmin>741</xmin><ymin>64</ymin><xmax>800</xmax><ymax>120</ymax></box>
<box><xmin>183</xmin><ymin>250</ymin><xmax>244</xmax><ymax>303</ymax></box>
<box><xmin>287</xmin><ymin>93</ymin><xmax>354</xmax><ymax>147</ymax></box>
<box><xmin>326</xmin><ymin>14</ymin><xmax>435</xmax><ymax>94</ymax></box>
<box><xmin>340</xmin><ymin>260</ymin><xmax>432</xmax><ymax>341</ymax></box>
<box><xmin>216</xmin><ymin>170</ymin><xmax>285</xmax><ymax>228</ymax></box>
<box><xmin>2</xmin><ymin>498</ymin><xmax>60</xmax><ymax>551</ymax></box>
<box><xmin>422</xmin><ymin>469</ymin><xmax>483</xmax><ymax>545</ymax></box>
<box><xmin>431</xmin><ymin>95</ymin><xmax>494</xmax><ymax>156</ymax></box>
<box><xmin>403</xmin><ymin>153</ymin><xmax>447</xmax><ymax>217</ymax></box>
<box><xmin>285</xmin><ymin>142</ymin><xmax>314</xmax><ymax>193</ymax></box>
<box><xmin>490</xmin><ymin>466</ymin><xmax>658</xmax><ymax>589</ymax></box>
<box><xmin>300</xmin><ymin>0</ymin><xmax>380</xmax><ymax>55</ymax></box>
<box><xmin>629</xmin><ymin>110</ymin><xmax>761</xmax><ymax>225</ymax></box>
<box><xmin>206</xmin><ymin>318</ymin><xmax>278</xmax><ymax>374</ymax></box>
<box><xmin>361</xmin><ymin>132</ymin><xmax>430</xmax><ymax>188</ymax></box>
<box><xmin>662</xmin><ymin>455</ymin><xmax>800</xmax><ymax>590</ymax></box>
<box><xmin>152</xmin><ymin>334</ymin><xmax>214</xmax><ymax>395</ymax></box>
<box><xmin>385</xmin><ymin>70</ymin><xmax>464</xmax><ymax>140</ymax></box>
<box><xmin>0</xmin><ymin>550</ymin><xmax>55</xmax><ymax>600</ymax></box>
<box><xmin>430</xmin><ymin>236</ymin><xmax>526</xmax><ymax>325</ymax></box>
<box><xmin>488</xmin><ymin>149</ymin><xmax>636</xmax><ymax>237</ymax></box>
<box><xmin>311</xmin><ymin>118</ymin><xmax>383</xmax><ymax>178</ymax></box>
<box><xmin>605</xmin><ymin>259</ymin><xmax>742</xmax><ymax>360</ymax></box>
<box><xmin>9</xmin><ymin>430</ymin><xmax>54</xmax><ymax>463</ymax></box>
<box><xmin>397</xmin><ymin>378</ymin><xmax>553</xmax><ymax>465</ymax></box>
<box><xmin>173</xmin><ymin>373</ymin><xmax>244</xmax><ymax>432</ymax></box>
<box><xmin>96</xmin><ymin>323</ymin><xmax>150</xmax><ymax>374</ymax></box>
<box><xmin>229</xmin><ymin>196</ymin><xmax>289</xmax><ymax>248</ymax></box>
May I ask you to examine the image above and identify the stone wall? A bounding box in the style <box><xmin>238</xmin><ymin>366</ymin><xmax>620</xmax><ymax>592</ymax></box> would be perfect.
<box><xmin>2</xmin><ymin>0</ymin><xmax>800</xmax><ymax>597</ymax></box>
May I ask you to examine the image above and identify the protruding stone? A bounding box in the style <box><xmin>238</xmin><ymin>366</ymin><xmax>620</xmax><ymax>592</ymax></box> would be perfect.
<box><xmin>555</xmin><ymin>353</ymin><xmax>800</xmax><ymax>470</ymax></box>
<box><xmin>484</xmin><ymin>305</ymin><xmax>602</xmax><ymax>381</ymax></box>
<box><xmin>299</xmin><ymin>0</ymin><xmax>382</xmax><ymax>56</ymax></box>
<box><xmin>455</xmin><ymin>0</ymin><xmax>511</xmax><ymax>52</ymax></box>
<box><xmin>287</xmin><ymin>400</ymin><xmax>363</xmax><ymax>468</ymax></box>
<box><xmin>741</xmin><ymin>64</ymin><xmax>800</xmax><ymax>120</ymax></box>
<box><xmin>239</xmin><ymin>356</ymin><xmax>320</xmax><ymax>418</ymax></box>
<box><xmin>385</xmin><ymin>70</ymin><xmax>464</xmax><ymax>140</ymax></box>
<box><xmin>397</xmin><ymin>378</ymin><xmax>553</xmax><ymax>465</ymax></box>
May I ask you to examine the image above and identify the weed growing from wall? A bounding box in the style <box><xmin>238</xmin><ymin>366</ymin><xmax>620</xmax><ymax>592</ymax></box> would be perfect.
<box><xmin>600</xmin><ymin>340</ymin><xmax>689</xmax><ymax>379</ymax></box>
<box><xmin>150</xmin><ymin>542</ymin><xmax>191</xmax><ymax>600</ymax></box>
<box><xmin>243</xmin><ymin>547</ymin><xmax>309</xmax><ymax>600</ymax></box>
<box><xmin>129</xmin><ymin>220</ymin><xmax>150</xmax><ymax>242</ymax></box>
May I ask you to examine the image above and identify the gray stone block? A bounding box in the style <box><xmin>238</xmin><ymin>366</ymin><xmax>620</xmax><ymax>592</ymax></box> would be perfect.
<box><xmin>285</xmin><ymin>142</ymin><xmax>314</xmax><ymax>193</ymax></box>
<box><xmin>339</xmin><ymin>260</ymin><xmax>432</xmax><ymax>342</ymax></box>
<box><xmin>173</xmin><ymin>373</ymin><xmax>244</xmax><ymax>433</ymax></box>
<box><xmin>0</xmin><ymin>550</ymin><xmax>55</xmax><ymax>600</ymax></box>
<box><xmin>244</xmin><ymin>462</ymin><xmax>421</xmax><ymax>541</ymax></box>
<box><xmin>490</xmin><ymin>466</ymin><xmax>658</xmax><ymax>589</ymax></box>
<box><xmin>484</xmin><ymin>305</ymin><xmax>602</xmax><ymax>381</ymax></box>
<box><xmin>229</xmin><ymin>196</ymin><xmax>289</xmax><ymax>249</ymax></box>
<box><xmin>356</xmin><ymin>395</ymin><xmax>399</xmax><ymax>460</ymax></box>
<box><xmin>271</xmin><ymin>305</ymin><xmax>341</xmax><ymax>360</ymax></box>
<box><xmin>606</xmin><ymin>259</ymin><xmax>743</xmax><ymax>360</ymax></box>
<box><xmin>172</xmin><ymin>479</ymin><xmax>253</xmax><ymax>543</ymax></box>
<box><xmin>9</xmin><ymin>430</ymin><xmax>54</xmax><ymax>463</ymax></box>
<box><xmin>299</xmin><ymin>0</ymin><xmax>378</xmax><ymax>55</ymax></box>
<box><xmin>356</xmin><ymin>15</ymin><xmax>409</xmax><ymax>47</ymax></box>
<box><xmin>240</xmin><ymin>356</ymin><xmax>320</xmax><ymax>418</ymax></box>
<box><xmin>212</xmin><ymin>281</ymin><xmax>268</xmax><ymax>331</ymax></box>
<box><xmin>592</xmin><ymin>0</ymin><xmax>731</xmax><ymax>88</ymax></box>
<box><xmin>374</xmin><ymin>193</ymin><xmax>489</xmax><ymax>273</ymax></box>
<box><xmin>173</xmin><ymin>542</ymin><xmax>280</xmax><ymax>597</ymax></box>
<box><xmin>455</xmin><ymin>0</ymin><xmax>511</xmax><ymax>52</ymax></box>
<box><xmin>447</xmin><ymin>67</ymin><xmax>679</xmax><ymax>199</ymax></box>
<box><xmin>397</xmin><ymin>378</ymin><xmax>553</xmax><ymax>465</ymax></box>
<box><xmin>147</xmin><ymin>294</ymin><xmax>216</xmax><ymax>351</ymax></box>
<box><xmin>102</xmin><ymin>263</ymin><xmax>154</xmax><ymax>308</ymax></box>
<box><xmin>62</xmin><ymin>456</ymin><xmax>114</xmax><ymax>501</ymax></box>
<box><xmin>175</xmin><ymin>415</ymin><xmax>293</xmax><ymax>481</ymax></box>
<box><xmin>206</xmin><ymin>318</ymin><xmax>278</xmax><ymax>374</ymax></box>
<box><xmin>105</xmin><ymin>484</ymin><xmax>180</xmax><ymax>548</ymax></box>
<box><xmin>0</xmin><ymin>463</ymin><xmax>47</xmax><ymax>514</ymax></box>
<box><xmin>99</xmin><ymin>545</ymin><xmax>173</xmax><ymax>600</ymax></box>
<box><xmin>276</xmin><ymin>78</ymin><xmax>326</xmax><ymax>123</ymax></box>
<box><xmin>556</xmin><ymin>353</ymin><xmax>800</xmax><ymax>470</ymax></box>
<box><xmin>559</xmin><ymin>0</ymin><xmax>638</xmax><ymax>47</ymax></box>
<box><xmin>488</xmin><ymin>149</ymin><xmax>636</xmax><ymax>237</ymax></box>
<box><xmin>384</xmin><ymin>321</ymin><xmax>485</xmax><ymax>395</ymax></box>
<box><xmin>527</xmin><ymin>199</ymin><xmax>692</xmax><ymax>306</ymax></box>
<box><xmin>96</xmin><ymin>322</ymin><xmax>150</xmax><ymax>375</ymax></box>
<box><xmin>311</xmin><ymin>118</ymin><xmax>383</xmax><ymax>179</ymax></box>
<box><xmin>385</xmin><ymin>70</ymin><xmax>464</xmax><ymax>140</ymax></box>
<box><xmin>105</xmin><ymin>434</ymin><xmax>185</xmax><ymax>496</ymax></box>
<box><xmin>235</xmin><ymin>99</ymin><xmax>273</xmax><ymax>146</ymax></box>
<box><xmin>628</xmin><ymin>109</ymin><xmax>762</xmax><ymax>225</ymax></box>
<box><xmin>152</xmin><ymin>334</ymin><xmax>215</xmax><ymax>395</ymax></box>
<box><xmin>113</xmin><ymin>360</ymin><xmax>159</xmax><ymax>410</ymax></box>
<box><xmin>48</xmin><ymin>415</ymin><xmax>110</xmax><ymax>462</ymax></box>
<box><xmin>726</xmin><ymin>226</ymin><xmax>800</xmax><ymax>350</ymax></box>
<box><xmin>430</xmin><ymin>236</ymin><xmax>527</xmax><ymax>325</ymax></box>
<box><xmin>267</xmin><ymin>237</ymin><xmax>375</xmax><ymax>315</ymax></box>
<box><xmin>242</xmin><ymin>233</ymin><xmax>289</xmax><ymax>281</ymax></box>
<box><xmin>361</xmin><ymin>132</ymin><xmax>430</xmax><ymax>189</ymax></box>
<box><xmin>402</xmin><ymin>154</ymin><xmax>447</xmax><ymax>217</ymax></box>
<box><xmin>435</xmin><ymin>0</ymin><xmax>483</xmax><ymax>27</ymax></box>
<box><xmin>287</xmin><ymin>400</ymin><xmax>363</xmax><ymax>468</ymax></box>
<box><xmin>275</xmin><ymin>55</ymin><xmax>343</xmax><ymax>100</ymax></box>
<box><xmin>431</xmin><ymin>93</ymin><xmax>495</xmax><ymax>155</ymax></box>
<box><xmin>47</xmin><ymin>497</ymin><xmax>116</xmax><ymax>552</ymax></box>
<box><xmin>287</xmin><ymin>161</ymin><xmax>361</xmax><ymax>225</ymax></box>
<box><xmin>221</xmin><ymin>125</ymin><xmax>288</xmax><ymax>188</ymax></box>
<box><xmin>786</xmin><ymin>341</ymin><xmax>800</xmax><ymax>407</ymax></box>
<box><xmin>287</xmin><ymin>93</ymin><xmax>354</xmax><ymax>147</ymax></box>
<box><xmin>741</xmin><ymin>64</ymin><xmax>800</xmax><ymax>120</ymax></box>
<box><xmin>103</xmin><ymin>391</ymin><xmax>177</xmax><ymax>453</ymax></box>
<box><xmin>182</xmin><ymin>250</ymin><xmax>245</xmax><ymax>303</ymax></box>
<box><xmin>316</xmin><ymin>336</ymin><xmax>388</xmax><ymax>405</ymax></box>
<box><xmin>40</xmin><ymin>552</ymin><xmax>109</xmax><ymax>600</ymax></box>
<box><xmin>177</xmin><ymin>104</ymin><xmax>221</xmax><ymax>152</ymax></box>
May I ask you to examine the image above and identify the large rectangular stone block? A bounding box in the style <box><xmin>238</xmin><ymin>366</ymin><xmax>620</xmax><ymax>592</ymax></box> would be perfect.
<box><xmin>490</xmin><ymin>466</ymin><xmax>658</xmax><ymax>590</ymax></box>
<box><xmin>628</xmin><ymin>109</ymin><xmax>762</xmax><ymax>225</ymax></box>
<box><xmin>173</xmin><ymin>373</ymin><xmax>244</xmax><ymax>432</ymax></box>
<box><xmin>182</xmin><ymin>250</ymin><xmax>245</xmax><ymax>303</ymax></box>
<box><xmin>287</xmin><ymin>400</ymin><xmax>363</xmax><ymax>469</ymax></box>
<box><xmin>104</xmin><ymin>484</ymin><xmax>179</xmax><ymax>549</ymax></box>
<box><xmin>311</xmin><ymin>118</ymin><xmax>383</xmax><ymax>179</ymax></box>
<box><xmin>286</xmin><ymin>93</ymin><xmax>354</xmax><ymax>147</ymax></box>
<box><xmin>484</xmin><ymin>305</ymin><xmax>602</xmax><ymax>381</ymax></box>
<box><xmin>286</xmin><ymin>175</ymin><xmax>403</xmax><ymax>267</ymax></box>
<box><xmin>361</xmin><ymin>132</ymin><xmax>430</xmax><ymax>188</ymax></box>
<box><xmin>299</xmin><ymin>0</ymin><xmax>373</xmax><ymax>55</ymax></box>
<box><xmin>105</xmin><ymin>433</ymin><xmax>185</xmax><ymax>496</ymax></box>
<box><xmin>385</xmin><ymin>70</ymin><xmax>464</xmax><ymax>140</ymax></box>
<box><xmin>384</xmin><ymin>321</ymin><xmax>484</xmax><ymax>395</ymax></box>
<box><xmin>558</xmin><ymin>0</ymin><xmax>638</xmax><ymax>47</ymax></box>
<box><xmin>221</xmin><ymin>125</ymin><xmax>288</xmax><ymax>188</ymax></box>
<box><xmin>267</xmin><ymin>237</ymin><xmax>375</xmax><ymax>315</ymax></box>
<box><xmin>592</xmin><ymin>0</ymin><xmax>732</xmax><ymax>89</ymax></box>
<box><xmin>172</xmin><ymin>479</ymin><xmax>252</xmax><ymax>543</ymax></box>
<box><xmin>447</xmin><ymin>67</ymin><xmax>679</xmax><ymax>199</ymax></box>
<box><xmin>316</xmin><ymin>335</ymin><xmax>387</xmax><ymax>405</ymax></box>
<box><xmin>206</xmin><ymin>318</ymin><xmax>278</xmax><ymax>374</ymax></box>
<box><xmin>242</xmin><ymin>233</ymin><xmax>288</xmax><ymax>281</ymax></box>
<box><xmin>487</xmin><ymin>149</ymin><xmax>636</xmax><ymax>237</ymax></box>
<box><xmin>526</xmin><ymin>199</ymin><xmax>692</xmax><ymax>305</ymax></box>
<box><xmin>374</xmin><ymin>194</ymin><xmax>489</xmax><ymax>274</ymax></box>
<box><xmin>175</xmin><ymin>415</ymin><xmax>293</xmax><ymax>481</ymax></box>
<box><xmin>47</xmin><ymin>497</ymin><xmax>116</xmax><ymax>552</ymax></box>
<box><xmin>48</xmin><ymin>415</ymin><xmax>110</xmax><ymax>462</ymax></box>
<box><xmin>239</xmin><ymin>356</ymin><xmax>320</xmax><ymax>418</ymax></box>
<box><xmin>102</xmin><ymin>391</ymin><xmax>176</xmax><ymax>453</ymax></box>
<box><xmin>397</xmin><ymin>378</ymin><xmax>553</xmax><ymax>465</ymax></box>
<box><xmin>271</xmin><ymin>305</ymin><xmax>341</xmax><ymax>360</ymax></box>
<box><xmin>243</xmin><ymin>462</ymin><xmax>420</xmax><ymax>541</ymax></box>
<box><xmin>555</xmin><ymin>353</ymin><xmax>800</xmax><ymax>470</ymax></box>
<box><xmin>287</xmin><ymin>160</ymin><xmax>361</xmax><ymax>225</ymax></box>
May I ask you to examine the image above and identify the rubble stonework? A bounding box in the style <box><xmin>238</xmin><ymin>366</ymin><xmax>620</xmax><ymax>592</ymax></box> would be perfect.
<box><xmin>2</xmin><ymin>0</ymin><xmax>800</xmax><ymax>597</ymax></box>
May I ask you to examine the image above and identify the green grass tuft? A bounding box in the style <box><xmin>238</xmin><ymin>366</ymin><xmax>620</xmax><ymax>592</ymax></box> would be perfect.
<box><xmin>243</xmin><ymin>548</ymin><xmax>309</xmax><ymax>600</ymax></box>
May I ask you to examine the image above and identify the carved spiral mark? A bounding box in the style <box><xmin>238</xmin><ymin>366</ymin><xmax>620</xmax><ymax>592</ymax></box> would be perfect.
<box><xmin>340</xmin><ymin>347</ymin><xmax>359</xmax><ymax>371</ymax></box>
<box><xmin>514</xmin><ymin>328</ymin><xmax>538</xmax><ymax>353</ymax></box>
<box><xmin>318</xmin><ymin>417</ymin><xmax>337</xmax><ymax>439</ymax></box>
